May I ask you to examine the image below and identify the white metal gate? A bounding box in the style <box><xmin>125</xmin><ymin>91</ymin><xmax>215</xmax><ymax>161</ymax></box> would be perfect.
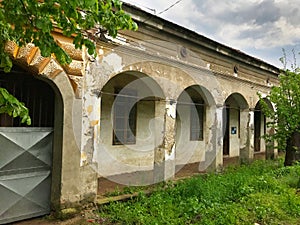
<box><xmin>0</xmin><ymin>127</ymin><xmax>53</xmax><ymax>224</ymax></box>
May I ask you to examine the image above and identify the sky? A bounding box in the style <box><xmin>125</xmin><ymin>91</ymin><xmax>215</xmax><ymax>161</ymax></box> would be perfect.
<box><xmin>121</xmin><ymin>0</ymin><xmax>300</xmax><ymax>69</ymax></box>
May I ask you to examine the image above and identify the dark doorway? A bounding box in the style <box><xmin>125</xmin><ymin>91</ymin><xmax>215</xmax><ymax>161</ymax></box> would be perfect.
<box><xmin>254</xmin><ymin>106</ymin><xmax>262</xmax><ymax>152</ymax></box>
<box><xmin>223</xmin><ymin>106</ymin><xmax>230</xmax><ymax>156</ymax></box>
<box><xmin>254</xmin><ymin>102</ymin><xmax>267</xmax><ymax>153</ymax></box>
<box><xmin>0</xmin><ymin>71</ymin><xmax>54</xmax><ymax>127</ymax></box>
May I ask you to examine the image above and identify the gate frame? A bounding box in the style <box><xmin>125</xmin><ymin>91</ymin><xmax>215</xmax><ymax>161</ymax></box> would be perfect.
<box><xmin>6</xmin><ymin>38</ymin><xmax>99</xmax><ymax>210</ymax></box>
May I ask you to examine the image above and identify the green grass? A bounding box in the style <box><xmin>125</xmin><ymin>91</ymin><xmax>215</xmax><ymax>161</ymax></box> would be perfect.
<box><xmin>97</xmin><ymin>160</ymin><xmax>300</xmax><ymax>225</ymax></box>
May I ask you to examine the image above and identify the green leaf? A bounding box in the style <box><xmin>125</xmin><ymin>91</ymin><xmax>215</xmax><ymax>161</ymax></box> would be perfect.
<box><xmin>0</xmin><ymin>0</ymin><xmax>137</xmax><ymax>124</ymax></box>
<box><xmin>0</xmin><ymin>88</ymin><xmax>31</xmax><ymax>125</ymax></box>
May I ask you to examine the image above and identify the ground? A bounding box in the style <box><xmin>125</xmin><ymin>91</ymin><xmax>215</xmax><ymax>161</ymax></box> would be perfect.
<box><xmin>10</xmin><ymin>165</ymin><xmax>212</xmax><ymax>225</ymax></box>
<box><xmin>12</xmin><ymin>209</ymin><xmax>99</xmax><ymax>225</ymax></box>
<box><xmin>13</xmin><ymin>216</ymin><xmax>88</xmax><ymax>225</ymax></box>
<box><xmin>10</xmin><ymin>162</ymin><xmax>254</xmax><ymax>224</ymax></box>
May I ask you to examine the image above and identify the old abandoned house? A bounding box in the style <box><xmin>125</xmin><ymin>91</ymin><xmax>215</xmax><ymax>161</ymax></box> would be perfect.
<box><xmin>0</xmin><ymin>3</ymin><xmax>279</xmax><ymax>224</ymax></box>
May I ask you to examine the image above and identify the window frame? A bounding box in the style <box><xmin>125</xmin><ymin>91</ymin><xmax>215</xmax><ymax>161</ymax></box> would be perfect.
<box><xmin>190</xmin><ymin>99</ymin><xmax>205</xmax><ymax>141</ymax></box>
<box><xmin>112</xmin><ymin>88</ymin><xmax>137</xmax><ymax>145</ymax></box>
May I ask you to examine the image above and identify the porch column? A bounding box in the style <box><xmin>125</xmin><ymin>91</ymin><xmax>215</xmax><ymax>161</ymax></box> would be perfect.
<box><xmin>154</xmin><ymin>99</ymin><xmax>176</xmax><ymax>183</ymax></box>
<box><xmin>249</xmin><ymin>109</ymin><xmax>255</xmax><ymax>160</ymax></box>
<box><xmin>205</xmin><ymin>106</ymin><xmax>223</xmax><ymax>171</ymax></box>
<box><xmin>266</xmin><ymin>117</ymin><xmax>277</xmax><ymax>159</ymax></box>
<box><xmin>81</xmin><ymin>88</ymin><xmax>101</xmax><ymax>166</ymax></box>
<box><xmin>240</xmin><ymin>109</ymin><xmax>252</xmax><ymax>163</ymax></box>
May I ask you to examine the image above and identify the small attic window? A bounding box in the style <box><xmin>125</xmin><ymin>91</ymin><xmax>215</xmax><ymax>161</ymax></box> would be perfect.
<box><xmin>180</xmin><ymin>46</ymin><xmax>188</xmax><ymax>58</ymax></box>
<box><xmin>233</xmin><ymin>65</ymin><xmax>239</xmax><ymax>74</ymax></box>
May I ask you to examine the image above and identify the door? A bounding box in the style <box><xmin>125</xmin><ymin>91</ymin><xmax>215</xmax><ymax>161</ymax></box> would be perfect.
<box><xmin>0</xmin><ymin>128</ymin><xmax>53</xmax><ymax>224</ymax></box>
<box><xmin>254</xmin><ymin>109</ymin><xmax>261</xmax><ymax>152</ymax></box>
<box><xmin>0</xmin><ymin>70</ymin><xmax>54</xmax><ymax>224</ymax></box>
<box><xmin>223</xmin><ymin>107</ymin><xmax>230</xmax><ymax>156</ymax></box>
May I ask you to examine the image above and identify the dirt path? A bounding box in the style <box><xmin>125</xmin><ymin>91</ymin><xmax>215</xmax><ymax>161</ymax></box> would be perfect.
<box><xmin>11</xmin><ymin>208</ymin><xmax>101</xmax><ymax>225</ymax></box>
<box><xmin>12</xmin><ymin>216</ymin><xmax>88</xmax><ymax>225</ymax></box>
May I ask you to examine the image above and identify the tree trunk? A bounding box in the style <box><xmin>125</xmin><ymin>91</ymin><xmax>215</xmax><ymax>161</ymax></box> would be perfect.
<box><xmin>284</xmin><ymin>131</ymin><xmax>300</xmax><ymax>166</ymax></box>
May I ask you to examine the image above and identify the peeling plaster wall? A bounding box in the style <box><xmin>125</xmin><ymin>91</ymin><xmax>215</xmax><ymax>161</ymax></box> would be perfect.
<box><xmin>46</xmin><ymin>12</ymin><xmax>280</xmax><ymax>199</ymax></box>
<box><xmin>1</xmin><ymin>5</ymin><xmax>283</xmax><ymax>210</ymax></box>
<box><xmin>81</xmin><ymin>39</ymin><xmax>276</xmax><ymax>180</ymax></box>
<box><xmin>239</xmin><ymin>110</ymin><xmax>251</xmax><ymax>162</ymax></box>
<box><xmin>214</xmin><ymin>107</ymin><xmax>225</xmax><ymax>169</ymax></box>
<box><xmin>249</xmin><ymin>111</ymin><xmax>255</xmax><ymax>154</ymax></box>
<box><xmin>5</xmin><ymin>25</ymin><xmax>279</xmax><ymax>207</ymax></box>
<box><xmin>154</xmin><ymin>100</ymin><xmax>177</xmax><ymax>182</ymax></box>
<box><xmin>49</xmin><ymin>71</ymin><xmax>97</xmax><ymax>206</ymax></box>
<box><xmin>84</xmin><ymin>52</ymin><xmax>226</xmax><ymax>179</ymax></box>
<box><xmin>11</xmin><ymin>31</ymin><xmax>277</xmax><ymax>206</ymax></box>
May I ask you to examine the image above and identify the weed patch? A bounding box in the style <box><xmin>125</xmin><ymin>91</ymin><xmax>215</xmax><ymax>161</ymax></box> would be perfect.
<box><xmin>97</xmin><ymin>160</ymin><xmax>300</xmax><ymax>224</ymax></box>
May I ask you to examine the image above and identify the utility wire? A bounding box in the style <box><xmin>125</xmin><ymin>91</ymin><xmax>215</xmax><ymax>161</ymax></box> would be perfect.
<box><xmin>157</xmin><ymin>0</ymin><xmax>183</xmax><ymax>16</ymax></box>
<box><xmin>123</xmin><ymin>0</ymin><xmax>184</xmax><ymax>23</ymax></box>
<box><xmin>122</xmin><ymin>1</ymin><xmax>156</xmax><ymax>14</ymax></box>
<box><xmin>122</xmin><ymin>0</ymin><xmax>183</xmax><ymax>16</ymax></box>
<box><xmin>99</xmin><ymin>91</ymin><xmax>264</xmax><ymax>111</ymax></box>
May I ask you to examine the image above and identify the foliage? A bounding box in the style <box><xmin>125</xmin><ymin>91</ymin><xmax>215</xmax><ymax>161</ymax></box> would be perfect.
<box><xmin>98</xmin><ymin>160</ymin><xmax>300</xmax><ymax>225</ymax></box>
<box><xmin>0</xmin><ymin>0</ymin><xmax>137</xmax><ymax>72</ymax></box>
<box><xmin>259</xmin><ymin>70</ymin><xmax>300</xmax><ymax>151</ymax></box>
<box><xmin>0</xmin><ymin>0</ymin><xmax>137</xmax><ymax>123</ymax></box>
<box><xmin>0</xmin><ymin>88</ymin><xmax>31</xmax><ymax>125</ymax></box>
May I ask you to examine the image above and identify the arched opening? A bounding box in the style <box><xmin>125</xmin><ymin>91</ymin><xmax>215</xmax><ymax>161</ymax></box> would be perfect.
<box><xmin>223</xmin><ymin>93</ymin><xmax>249</xmax><ymax>164</ymax></box>
<box><xmin>0</xmin><ymin>66</ymin><xmax>63</xmax><ymax>224</ymax></box>
<box><xmin>254</xmin><ymin>101</ymin><xmax>265</xmax><ymax>153</ymax></box>
<box><xmin>97</xmin><ymin>71</ymin><xmax>165</xmax><ymax>188</ymax></box>
<box><xmin>175</xmin><ymin>85</ymin><xmax>215</xmax><ymax>176</ymax></box>
<box><xmin>254</xmin><ymin>99</ymin><xmax>274</xmax><ymax>159</ymax></box>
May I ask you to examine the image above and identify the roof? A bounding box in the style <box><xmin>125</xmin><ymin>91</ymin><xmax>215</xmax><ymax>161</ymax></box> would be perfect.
<box><xmin>122</xmin><ymin>2</ymin><xmax>280</xmax><ymax>75</ymax></box>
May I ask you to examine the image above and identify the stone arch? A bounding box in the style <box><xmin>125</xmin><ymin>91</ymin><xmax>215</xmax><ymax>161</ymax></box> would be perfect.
<box><xmin>254</xmin><ymin>98</ymin><xmax>275</xmax><ymax>159</ymax></box>
<box><xmin>97</xmin><ymin>70</ymin><xmax>166</xmax><ymax>185</ymax></box>
<box><xmin>84</xmin><ymin>58</ymin><xmax>222</xmax><ymax>185</ymax></box>
<box><xmin>95</xmin><ymin>60</ymin><xmax>222</xmax><ymax>101</ymax></box>
<box><xmin>4</xmin><ymin>42</ymin><xmax>91</xmax><ymax>208</ymax></box>
<box><xmin>223</xmin><ymin>93</ymin><xmax>249</xmax><ymax>163</ymax></box>
<box><xmin>5</xmin><ymin>40</ymin><xmax>83</xmax><ymax>98</ymax></box>
<box><xmin>224</xmin><ymin>92</ymin><xmax>249</xmax><ymax>110</ymax></box>
<box><xmin>175</xmin><ymin>85</ymin><xmax>217</xmax><ymax>175</ymax></box>
<box><xmin>103</xmin><ymin>70</ymin><xmax>166</xmax><ymax>99</ymax></box>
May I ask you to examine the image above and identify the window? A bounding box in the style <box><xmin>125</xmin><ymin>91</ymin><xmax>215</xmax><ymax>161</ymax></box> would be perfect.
<box><xmin>113</xmin><ymin>88</ymin><xmax>137</xmax><ymax>145</ymax></box>
<box><xmin>190</xmin><ymin>100</ymin><xmax>204</xmax><ymax>141</ymax></box>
